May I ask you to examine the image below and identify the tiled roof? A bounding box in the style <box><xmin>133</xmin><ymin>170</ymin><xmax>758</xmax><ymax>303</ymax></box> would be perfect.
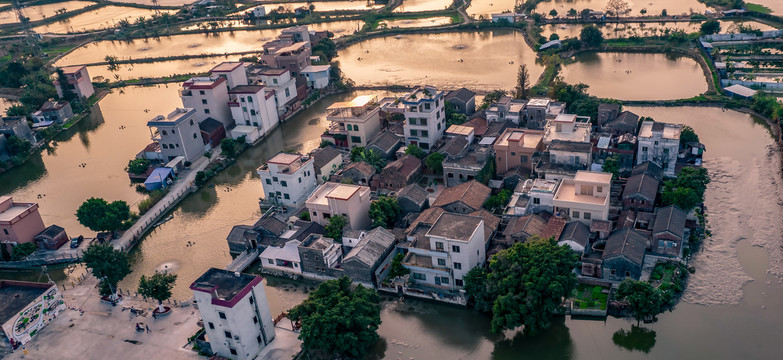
<box><xmin>622</xmin><ymin>173</ymin><xmax>660</xmax><ymax>201</ymax></box>
<box><xmin>653</xmin><ymin>205</ymin><xmax>687</xmax><ymax>239</ymax></box>
<box><xmin>431</xmin><ymin>180</ymin><xmax>491</xmax><ymax>210</ymax></box>
<box><xmin>439</xmin><ymin>136</ymin><xmax>469</xmax><ymax>157</ymax></box>
<box><xmin>343</xmin><ymin>227</ymin><xmax>395</xmax><ymax>267</ymax></box>
<box><xmin>559</xmin><ymin>221</ymin><xmax>590</xmax><ymax>247</ymax></box>
<box><xmin>445</xmin><ymin>88</ymin><xmax>476</xmax><ymax>103</ymax></box>
<box><xmin>603</xmin><ymin>228</ymin><xmax>647</xmax><ymax>265</ymax></box>
<box><xmin>343</xmin><ymin>161</ymin><xmax>376</xmax><ymax>177</ymax></box>
<box><xmin>469</xmin><ymin>209</ymin><xmax>500</xmax><ymax>242</ymax></box>
<box><xmin>367</xmin><ymin>129</ymin><xmax>403</xmax><ymax>153</ymax></box>
<box><xmin>312</xmin><ymin>146</ymin><xmax>342</xmax><ymax>170</ymax></box>
<box><xmin>396</xmin><ymin>184</ymin><xmax>429</xmax><ymax>206</ymax></box>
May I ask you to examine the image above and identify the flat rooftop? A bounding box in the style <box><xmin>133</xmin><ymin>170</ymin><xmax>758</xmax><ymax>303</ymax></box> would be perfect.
<box><xmin>60</xmin><ymin>65</ymin><xmax>86</xmax><ymax>74</ymax></box>
<box><xmin>0</xmin><ymin>280</ymin><xmax>52</xmax><ymax>324</ymax></box>
<box><xmin>446</xmin><ymin>125</ymin><xmax>474</xmax><ymax>137</ymax></box>
<box><xmin>495</xmin><ymin>129</ymin><xmax>542</xmax><ymax>148</ymax></box>
<box><xmin>190</xmin><ymin>268</ymin><xmax>259</xmax><ymax>303</ymax></box>
<box><xmin>307</xmin><ymin>182</ymin><xmax>365</xmax><ymax>206</ymax></box>
<box><xmin>148</xmin><ymin>108</ymin><xmax>196</xmax><ymax>126</ymax></box>
<box><xmin>553</xmin><ymin>183</ymin><xmax>609</xmax><ymax>206</ymax></box>
<box><xmin>328</xmin><ymin>95</ymin><xmax>377</xmax><ymax>109</ymax></box>
<box><xmin>638</xmin><ymin>120</ymin><xmax>682</xmax><ymax>140</ymax></box>
<box><xmin>0</xmin><ymin>204</ymin><xmax>33</xmax><ymax>222</ymax></box>
<box><xmin>426</xmin><ymin>213</ymin><xmax>483</xmax><ymax>242</ymax></box>
<box><xmin>268</xmin><ymin>152</ymin><xmax>302</xmax><ymax>165</ymax></box>
<box><xmin>516</xmin><ymin>178</ymin><xmax>559</xmax><ymax>194</ymax></box>
<box><xmin>575</xmin><ymin>170</ymin><xmax>613</xmax><ymax>184</ymax></box>
<box><xmin>210</xmin><ymin>62</ymin><xmax>243</xmax><ymax>73</ymax></box>
<box><xmin>527</xmin><ymin>98</ymin><xmax>550</xmax><ymax>107</ymax></box>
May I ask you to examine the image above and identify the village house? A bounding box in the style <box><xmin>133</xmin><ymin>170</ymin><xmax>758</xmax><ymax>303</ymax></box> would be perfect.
<box><xmin>180</xmin><ymin>76</ymin><xmax>232</xmax><ymax>129</ymax></box>
<box><xmin>543</xmin><ymin>113</ymin><xmax>591</xmax><ymax>145</ymax></box>
<box><xmin>445</xmin><ymin>88</ymin><xmax>476</xmax><ymax>115</ymax></box>
<box><xmin>651</xmin><ymin>205</ymin><xmax>687</xmax><ymax>257</ymax></box>
<box><xmin>552</xmin><ymin>171</ymin><xmax>612</xmax><ymax>225</ymax></box>
<box><xmin>305</xmin><ymin>182</ymin><xmax>371</xmax><ymax>230</ymax></box>
<box><xmin>504</xmin><ymin>178</ymin><xmax>559</xmax><ymax>216</ymax></box>
<box><xmin>310</xmin><ymin>146</ymin><xmax>343</xmax><ymax>183</ymax></box>
<box><xmin>439</xmin><ymin>135</ymin><xmax>469</xmax><ymax>158</ymax></box>
<box><xmin>536</xmin><ymin>140</ymin><xmax>593</xmax><ymax>180</ymax></box>
<box><xmin>210</xmin><ymin>62</ymin><xmax>248</xmax><ymax>89</ymax></box>
<box><xmin>334</xmin><ymin>161</ymin><xmax>375</xmax><ymax>186</ymax></box>
<box><xmin>342</xmin><ymin>227</ymin><xmax>396</xmax><ymax>287</ymax></box>
<box><xmin>402</xmin><ymin>213</ymin><xmax>486</xmax><ymax>290</ymax></box>
<box><xmin>0</xmin><ymin>196</ymin><xmax>46</xmax><ymax>252</ymax></box>
<box><xmin>596</xmin><ymin>103</ymin><xmax>620</xmax><ymax>127</ymax></box>
<box><xmin>430</xmin><ymin>180</ymin><xmax>491</xmax><ymax>214</ymax></box>
<box><xmin>198</xmin><ymin>118</ymin><xmax>227</xmax><ymax>148</ymax></box>
<box><xmin>622</xmin><ymin>171</ymin><xmax>660</xmax><ymax>212</ymax></box>
<box><xmin>373</xmin><ymin>154</ymin><xmax>422</xmax><ymax>192</ymax></box>
<box><xmin>323</xmin><ymin>94</ymin><xmax>382</xmax><ymax>148</ymax></box>
<box><xmin>602</xmin><ymin>110</ymin><xmax>640</xmax><ymax>136</ymax></box>
<box><xmin>366</xmin><ymin>129</ymin><xmax>403</xmax><ymax>160</ymax></box>
<box><xmin>395</xmin><ymin>184</ymin><xmax>430</xmax><ymax>213</ymax></box>
<box><xmin>499</xmin><ymin>212</ymin><xmax>566</xmax><ymax>245</ymax></box>
<box><xmin>190</xmin><ymin>268</ymin><xmax>276</xmax><ymax>360</ymax></box>
<box><xmin>33</xmin><ymin>224</ymin><xmax>68</xmax><ymax>250</ymax></box>
<box><xmin>31</xmin><ymin>100</ymin><xmax>73</xmax><ymax>127</ymax></box>
<box><xmin>632</xmin><ymin>161</ymin><xmax>664</xmax><ymax>181</ymax></box>
<box><xmin>297</xmin><ymin>234</ymin><xmax>343</xmax><ymax>278</ymax></box>
<box><xmin>228</xmin><ymin>85</ymin><xmax>280</xmax><ymax>143</ymax></box>
<box><xmin>522</xmin><ymin>98</ymin><xmax>559</xmax><ymax>130</ymax></box>
<box><xmin>485</xmin><ymin>96</ymin><xmax>525</xmax><ymax>125</ymax></box>
<box><xmin>147</xmin><ymin>108</ymin><xmax>205</xmax><ymax>162</ymax></box>
<box><xmin>558</xmin><ymin>221</ymin><xmax>591</xmax><ymax>255</ymax></box>
<box><xmin>593</xmin><ymin>133</ymin><xmax>636</xmax><ymax>170</ymax></box>
<box><xmin>341</xmin><ymin>229</ymin><xmax>365</xmax><ymax>249</ymax></box>
<box><xmin>301</xmin><ymin>64</ymin><xmax>331</xmax><ymax>89</ymax></box>
<box><xmin>54</xmin><ymin>65</ymin><xmax>94</xmax><ymax>100</ymax></box>
<box><xmin>493</xmin><ymin>128</ymin><xmax>545</xmax><ymax>175</ymax></box>
<box><xmin>257</xmin><ymin>152</ymin><xmax>317</xmax><ymax>207</ymax></box>
<box><xmin>258</xmin><ymin>69</ymin><xmax>298</xmax><ymax>117</ymax></box>
<box><xmin>442</xmin><ymin>143</ymin><xmax>492</xmax><ymax>187</ymax></box>
<box><xmin>637</xmin><ymin>120</ymin><xmax>682</xmax><ymax>178</ymax></box>
<box><xmin>0</xmin><ymin>116</ymin><xmax>35</xmax><ymax>145</ymax></box>
<box><xmin>259</xmin><ymin>239</ymin><xmax>302</xmax><ymax>275</ymax></box>
<box><xmin>260</xmin><ymin>41</ymin><xmax>312</xmax><ymax>89</ymax></box>
<box><xmin>602</xmin><ymin>228</ymin><xmax>648</xmax><ymax>281</ymax></box>
<box><xmin>401</xmin><ymin>86</ymin><xmax>446</xmax><ymax>151</ymax></box>
<box><xmin>225</xmin><ymin>212</ymin><xmax>288</xmax><ymax>255</ymax></box>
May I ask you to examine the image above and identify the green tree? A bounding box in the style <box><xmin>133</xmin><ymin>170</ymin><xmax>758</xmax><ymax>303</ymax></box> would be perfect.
<box><xmin>616</xmin><ymin>279</ymin><xmax>664</xmax><ymax>324</ymax></box>
<box><xmin>404</xmin><ymin>144</ymin><xmax>426</xmax><ymax>159</ymax></box>
<box><xmin>6</xmin><ymin>136</ymin><xmax>31</xmax><ymax>156</ymax></box>
<box><xmin>425</xmin><ymin>152</ymin><xmax>445</xmax><ymax>174</ymax></box>
<box><xmin>700</xmin><ymin>19</ymin><xmax>721</xmax><ymax>35</ymax></box>
<box><xmin>568</xmin><ymin>8</ymin><xmax>577</xmax><ymax>17</ymax></box>
<box><xmin>483</xmin><ymin>189</ymin><xmax>511</xmax><ymax>212</ymax></box>
<box><xmin>75</xmin><ymin>198</ymin><xmax>132</xmax><ymax>233</ymax></box>
<box><xmin>549</xmin><ymin>33</ymin><xmax>560</xmax><ymax>41</ymax></box>
<box><xmin>514</xmin><ymin>64</ymin><xmax>530</xmax><ymax>100</ymax></box>
<box><xmin>479</xmin><ymin>89</ymin><xmax>507</xmax><ymax>109</ymax></box>
<box><xmin>138</xmin><ymin>271</ymin><xmax>178</xmax><ymax>313</ymax></box>
<box><xmin>126</xmin><ymin>158</ymin><xmax>151</xmax><ymax>175</ymax></box>
<box><xmin>386</xmin><ymin>252</ymin><xmax>409</xmax><ymax>279</ymax></box>
<box><xmin>549</xmin><ymin>9</ymin><xmax>558</xmax><ymax>17</ymax></box>
<box><xmin>606</xmin><ymin>0</ymin><xmax>631</xmax><ymax>19</ymax></box>
<box><xmin>661</xmin><ymin>167</ymin><xmax>709</xmax><ymax>211</ymax></box>
<box><xmin>445</xmin><ymin>102</ymin><xmax>467</xmax><ymax>126</ymax></box>
<box><xmin>288</xmin><ymin>277</ymin><xmax>381</xmax><ymax>358</ymax></box>
<box><xmin>680</xmin><ymin>125</ymin><xmax>699</xmax><ymax>145</ymax></box>
<box><xmin>5</xmin><ymin>105</ymin><xmax>27</xmax><ymax>117</ymax></box>
<box><xmin>350</xmin><ymin>146</ymin><xmax>365</xmax><ymax>162</ymax></box>
<box><xmin>351</xmin><ymin>146</ymin><xmax>387</xmax><ymax>172</ymax></box>
<box><xmin>56</xmin><ymin>68</ymin><xmax>77</xmax><ymax>102</ymax></box>
<box><xmin>324</xmin><ymin>215</ymin><xmax>345</xmax><ymax>242</ymax></box>
<box><xmin>82</xmin><ymin>243</ymin><xmax>131</xmax><ymax>300</ymax></box>
<box><xmin>602</xmin><ymin>155</ymin><xmax>621</xmax><ymax>179</ymax></box>
<box><xmin>464</xmin><ymin>236</ymin><xmax>578</xmax><ymax>334</ymax></box>
<box><xmin>12</xmin><ymin>242</ymin><xmax>38</xmax><ymax>260</ymax></box>
<box><xmin>369</xmin><ymin>196</ymin><xmax>401</xmax><ymax>228</ymax></box>
<box><xmin>580</xmin><ymin>25</ymin><xmax>604</xmax><ymax>47</ymax></box>
<box><xmin>299</xmin><ymin>210</ymin><xmax>311</xmax><ymax>221</ymax></box>
<box><xmin>312</xmin><ymin>38</ymin><xmax>337</xmax><ymax>62</ymax></box>
<box><xmin>220</xmin><ymin>137</ymin><xmax>239</xmax><ymax>158</ymax></box>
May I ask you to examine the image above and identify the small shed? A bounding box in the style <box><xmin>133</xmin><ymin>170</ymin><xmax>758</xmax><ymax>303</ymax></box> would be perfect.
<box><xmin>723</xmin><ymin>84</ymin><xmax>757</xmax><ymax>99</ymax></box>
<box><xmin>144</xmin><ymin>167</ymin><xmax>175</xmax><ymax>191</ymax></box>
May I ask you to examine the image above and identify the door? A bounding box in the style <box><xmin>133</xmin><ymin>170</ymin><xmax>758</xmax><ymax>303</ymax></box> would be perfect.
<box><xmin>434</xmin><ymin>276</ymin><xmax>441</xmax><ymax>286</ymax></box>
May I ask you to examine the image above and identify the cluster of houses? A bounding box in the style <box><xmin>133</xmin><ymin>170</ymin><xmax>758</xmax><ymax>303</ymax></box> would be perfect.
<box><xmin>224</xmin><ymin>84</ymin><xmax>704</xmax><ymax>305</ymax></box>
<box><xmin>0</xmin><ymin>196</ymin><xmax>69</xmax><ymax>253</ymax></box>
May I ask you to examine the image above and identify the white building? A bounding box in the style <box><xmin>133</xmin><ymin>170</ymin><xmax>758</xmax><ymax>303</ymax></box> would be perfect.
<box><xmin>257</xmin><ymin>152</ymin><xmax>317</xmax><ymax>207</ymax></box>
<box><xmin>553</xmin><ymin>171</ymin><xmax>612</xmax><ymax>225</ymax></box>
<box><xmin>249</xmin><ymin>5</ymin><xmax>265</xmax><ymax>17</ymax></box>
<box><xmin>402</xmin><ymin>213</ymin><xmax>485</xmax><ymax>290</ymax></box>
<box><xmin>190</xmin><ymin>268</ymin><xmax>276</xmax><ymax>360</ymax></box>
<box><xmin>54</xmin><ymin>65</ymin><xmax>94</xmax><ymax>100</ymax></box>
<box><xmin>305</xmin><ymin>182</ymin><xmax>371</xmax><ymax>230</ymax></box>
<box><xmin>301</xmin><ymin>65</ymin><xmax>331</xmax><ymax>89</ymax></box>
<box><xmin>228</xmin><ymin>85</ymin><xmax>279</xmax><ymax>143</ymax></box>
<box><xmin>180</xmin><ymin>76</ymin><xmax>232</xmax><ymax>129</ymax></box>
<box><xmin>147</xmin><ymin>108</ymin><xmax>205</xmax><ymax>162</ymax></box>
<box><xmin>636</xmin><ymin>120</ymin><xmax>682</xmax><ymax>178</ymax></box>
<box><xmin>324</xmin><ymin>94</ymin><xmax>382</xmax><ymax>148</ymax></box>
<box><xmin>211</xmin><ymin>62</ymin><xmax>249</xmax><ymax>90</ymax></box>
<box><xmin>259</xmin><ymin>239</ymin><xmax>302</xmax><ymax>275</ymax></box>
<box><xmin>505</xmin><ymin>178</ymin><xmax>560</xmax><ymax>216</ymax></box>
<box><xmin>259</xmin><ymin>69</ymin><xmax>297</xmax><ymax>116</ymax></box>
<box><xmin>543</xmin><ymin>113</ymin><xmax>591</xmax><ymax>145</ymax></box>
<box><xmin>401</xmin><ymin>86</ymin><xmax>446</xmax><ymax>151</ymax></box>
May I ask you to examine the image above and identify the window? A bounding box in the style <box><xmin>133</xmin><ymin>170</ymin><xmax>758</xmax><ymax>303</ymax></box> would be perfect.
<box><xmin>229</xmin><ymin>348</ymin><xmax>238</xmax><ymax>356</ymax></box>
<box><xmin>273</xmin><ymin>78</ymin><xmax>278</xmax><ymax>84</ymax></box>
<box><xmin>208</xmin><ymin>322</ymin><xmax>214</xmax><ymax>329</ymax></box>
<box><xmin>266</xmin><ymin>179</ymin><xmax>272</xmax><ymax>185</ymax></box>
<box><xmin>437</xmin><ymin>123</ymin><xmax>441</xmax><ymax>130</ymax></box>
<box><xmin>441</xmin><ymin>277</ymin><xmax>449</xmax><ymax>284</ymax></box>
<box><xmin>298</xmin><ymin>177</ymin><xmax>302</xmax><ymax>183</ymax></box>
<box><xmin>285</xmin><ymin>88</ymin><xmax>290</xmax><ymax>97</ymax></box>
<box><xmin>409</xmin><ymin>118</ymin><xmax>416</xmax><ymax>125</ymax></box>
<box><xmin>224</xmin><ymin>331</ymin><xmax>232</xmax><ymax>338</ymax></box>
<box><xmin>424</xmin><ymin>103</ymin><xmax>431</xmax><ymax>110</ymax></box>
<box><xmin>573</xmin><ymin>211</ymin><xmax>580</xmax><ymax>219</ymax></box>
<box><xmin>420</xmin><ymin>143</ymin><xmax>429</xmax><ymax>150</ymax></box>
<box><xmin>248</xmin><ymin>97</ymin><xmax>253</xmax><ymax>103</ymax></box>
<box><xmin>597</xmin><ymin>186</ymin><xmax>603</xmax><ymax>193</ymax></box>
<box><xmin>521</xmin><ymin>155</ymin><xmax>528</xmax><ymax>163</ymax></box>
<box><xmin>283</xmin><ymin>194</ymin><xmax>290</xmax><ymax>200</ymax></box>
<box><xmin>420</xmin><ymin>118</ymin><xmax>428</xmax><ymax>126</ymax></box>
<box><xmin>161</xmin><ymin>130</ymin><xmax>167</xmax><ymax>135</ymax></box>
<box><xmin>454</xmin><ymin>262</ymin><xmax>462</xmax><ymax>270</ymax></box>
<box><xmin>353</xmin><ymin>125</ymin><xmax>359</xmax><ymax>132</ymax></box>
<box><xmin>268</xmin><ymin>192</ymin><xmax>275</xmax><ymax>198</ymax></box>
<box><xmin>437</xmin><ymin>258</ymin><xmax>446</xmax><ymax>266</ymax></box>
<box><xmin>448</xmin><ymin>173</ymin><xmax>454</xmax><ymax>178</ymax></box>
<box><xmin>642</xmin><ymin>146</ymin><xmax>648</xmax><ymax>152</ymax></box>
<box><xmin>412</xmin><ymin>273</ymin><xmax>426</xmax><ymax>280</ymax></box>
<box><xmin>455</xmin><ymin>279</ymin><xmax>464</xmax><ymax>287</ymax></box>
<box><xmin>451</xmin><ymin>245</ymin><xmax>461</xmax><ymax>253</ymax></box>
<box><xmin>281</xmin><ymin>181</ymin><xmax>287</xmax><ymax>187</ymax></box>
<box><xmin>257</xmin><ymin>335</ymin><xmax>263</xmax><ymax>344</ymax></box>
<box><xmin>584</xmin><ymin>212</ymin><xmax>591</xmax><ymax>220</ymax></box>
<box><xmin>421</xmin><ymin>130</ymin><xmax>429</xmax><ymax>138</ymax></box>
<box><xmin>533</xmin><ymin>197</ymin><xmax>540</xmax><ymax>205</ymax></box>
<box><xmin>253</xmin><ymin>316</ymin><xmax>258</xmax><ymax>324</ymax></box>
<box><xmin>410</xmin><ymin>129</ymin><xmax>418</xmax><ymax>136</ymax></box>
<box><xmin>272</xmin><ymin>177</ymin><xmax>278</xmax><ymax>182</ymax></box>
<box><xmin>162</xmin><ymin>144</ymin><xmax>168</xmax><ymax>149</ymax></box>
<box><xmin>267</xmin><ymin>259</ymin><xmax>273</xmax><ymax>264</ymax></box>
<box><xmin>625</xmin><ymin>271</ymin><xmax>631</xmax><ymax>277</ymax></box>
<box><xmin>190</xmin><ymin>119</ymin><xmax>194</xmax><ymax>126</ymax></box>
<box><xmin>351</xmin><ymin>136</ymin><xmax>361</xmax><ymax>143</ymax></box>
<box><xmin>511</xmin><ymin>152</ymin><xmax>516</xmax><ymax>156</ymax></box>
<box><xmin>241</xmin><ymin>97</ymin><xmax>245</xmax><ymax>103</ymax></box>
<box><xmin>435</xmin><ymin>242</ymin><xmax>444</xmax><ymax>251</ymax></box>
<box><xmin>611</xmin><ymin>269</ymin><xmax>617</xmax><ymax>275</ymax></box>
<box><xmin>199</xmin><ymin>90</ymin><xmax>205</xmax><ymax>95</ymax></box>
<box><xmin>204</xmin><ymin>109</ymin><xmax>210</xmax><ymax>114</ymax></box>
<box><xmin>193</xmin><ymin>133</ymin><xmax>198</xmax><ymax>139</ymax></box>
<box><xmin>218</xmin><ymin>312</ymin><xmax>226</xmax><ymax>319</ymax></box>
<box><xmin>201</xmin><ymin>99</ymin><xmax>208</xmax><ymax>105</ymax></box>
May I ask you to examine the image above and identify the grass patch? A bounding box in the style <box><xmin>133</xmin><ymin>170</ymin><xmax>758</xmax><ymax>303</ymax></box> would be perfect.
<box><xmin>572</xmin><ymin>284</ymin><xmax>609</xmax><ymax>310</ymax></box>
<box><xmin>746</xmin><ymin>3</ymin><xmax>772</xmax><ymax>14</ymax></box>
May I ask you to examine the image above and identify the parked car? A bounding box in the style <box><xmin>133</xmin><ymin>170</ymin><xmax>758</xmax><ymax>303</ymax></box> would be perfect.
<box><xmin>70</xmin><ymin>235</ymin><xmax>84</xmax><ymax>248</ymax></box>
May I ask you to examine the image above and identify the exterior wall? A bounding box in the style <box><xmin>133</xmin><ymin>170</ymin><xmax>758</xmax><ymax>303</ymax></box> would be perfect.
<box><xmin>259</xmin><ymin>255</ymin><xmax>302</xmax><ymax>275</ymax></box>
<box><xmin>602</xmin><ymin>257</ymin><xmax>641</xmax><ymax>281</ymax></box>
<box><xmin>316</xmin><ymin>157</ymin><xmax>342</xmax><ymax>184</ymax></box>
<box><xmin>212</xmin><ymin>68</ymin><xmax>248</xmax><ymax>89</ymax></box>
<box><xmin>403</xmin><ymin>91</ymin><xmax>446</xmax><ymax>151</ymax></box>
<box><xmin>258</xmin><ymin>159</ymin><xmax>316</xmax><ymax>207</ymax></box>
<box><xmin>298</xmin><ymin>244</ymin><xmax>342</xmax><ymax>275</ymax></box>
<box><xmin>0</xmin><ymin>202</ymin><xmax>46</xmax><ymax>245</ymax></box>
<box><xmin>441</xmin><ymin>202</ymin><xmax>475</xmax><ymax>214</ymax></box>
<box><xmin>229</xmin><ymin>91</ymin><xmax>280</xmax><ymax>137</ymax></box>
<box><xmin>181</xmin><ymin>81</ymin><xmax>232</xmax><ymax>128</ymax></box>
<box><xmin>57</xmin><ymin>67</ymin><xmax>94</xmax><ymax>99</ymax></box>
<box><xmin>425</xmin><ymin>222</ymin><xmax>485</xmax><ymax>289</ymax></box>
<box><xmin>304</xmin><ymin>70</ymin><xmax>330</xmax><ymax>89</ymax></box>
<box><xmin>443</xmin><ymin>165</ymin><xmax>480</xmax><ymax>187</ymax></box>
<box><xmin>0</xmin><ymin>284</ymin><xmax>65</xmax><ymax>346</ymax></box>
<box><xmin>651</xmin><ymin>233</ymin><xmax>682</xmax><ymax>257</ymax></box>
<box><xmin>328</xmin><ymin>190</ymin><xmax>371</xmax><ymax>230</ymax></box>
<box><xmin>637</xmin><ymin>122</ymin><xmax>681</xmax><ymax>178</ymax></box>
<box><xmin>623</xmin><ymin>195</ymin><xmax>655</xmax><ymax>212</ymax></box>
<box><xmin>193</xmin><ymin>282</ymin><xmax>276</xmax><ymax>360</ymax></box>
<box><xmin>495</xmin><ymin>141</ymin><xmax>542</xmax><ymax>173</ymax></box>
<box><xmin>152</xmin><ymin>114</ymin><xmax>205</xmax><ymax>162</ymax></box>
<box><xmin>549</xmin><ymin>148</ymin><xmax>592</xmax><ymax>167</ymax></box>
<box><xmin>261</xmin><ymin>73</ymin><xmax>298</xmax><ymax>116</ymax></box>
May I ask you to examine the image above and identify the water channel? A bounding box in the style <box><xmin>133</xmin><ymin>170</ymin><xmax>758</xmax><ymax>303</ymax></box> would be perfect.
<box><xmin>32</xmin><ymin>6</ymin><xmax>173</xmax><ymax>34</ymax></box>
<box><xmin>535</xmin><ymin>0</ymin><xmax>710</xmax><ymax>17</ymax></box>
<box><xmin>394</xmin><ymin>0</ymin><xmax>453</xmax><ymax>12</ymax></box>
<box><xmin>540</xmin><ymin>20</ymin><xmax>778</xmax><ymax>40</ymax></box>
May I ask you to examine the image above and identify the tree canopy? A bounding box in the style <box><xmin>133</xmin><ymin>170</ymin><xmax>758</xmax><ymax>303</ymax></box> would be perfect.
<box><xmin>220</xmin><ymin>137</ymin><xmax>239</xmax><ymax>158</ymax></box>
<box><xmin>514</xmin><ymin>64</ymin><xmax>530</xmax><ymax>100</ymax></box>
<box><xmin>602</xmin><ymin>154</ymin><xmax>621</xmax><ymax>179</ymax></box>
<box><xmin>404</xmin><ymin>144</ymin><xmax>426</xmax><ymax>159</ymax></box>
<box><xmin>351</xmin><ymin>146</ymin><xmax>387</xmax><ymax>172</ymax></box>
<box><xmin>386</xmin><ymin>252</ymin><xmax>410</xmax><ymax>280</ymax></box>
<box><xmin>12</xmin><ymin>242</ymin><xmax>38</xmax><ymax>260</ymax></box>
<box><xmin>616</xmin><ymin>279</ymin><xmax>664</xmax><ymax>324</ymax></box>
<box><xmin>76</xmin><ymin>198</ymin><xmax>132</xmax><ymax>232</ymax></box>
<box><xmin>700</xmin><ymin>19</ymin><xmax>721</xmax><ymax>35</ymax></box>
<box><xmin>324</xmin><ymin>215</ymin><xmax>345</xmax><ymax>242</ymax></box>
<box><xmin>138</xmin><ymin>271</ymin><xmax>178</xmax><ymax>312</ymax></box>
<box><xmin>369</xmin><ymin>196</ymin><xmax>402</xmax><ymax>229</ymax></box>
<box><xmin>661</xmin><ymin>167</ymin><xmax>709</xmax><ymax>211</ymax></box>
<box><xmin>126</xmin><ymin>158</ymin><xmax>151</xmax><ymax>175</ymax></box>
<box><xmin>479</xmin><ymin>89</ymin><xmax>507</xmax><ymax>110</ymax></box>
<box><xmin>464</xmin><ymin>236</ymin><xmax>578</xmax><ymax>334</ymax></box>
<box><xmin>606</xmin><ymin>0</ymin><xmax>631</xmax><ymax>19</ymax></box>
<box><xmin>425</xmin><ymin>152</ymin><xmax>445</xmax><ymax>174</ymax></box>
<box><xmin>483</xmin><ymin>189</ymin><xmax>511</xmax><ymax>212</ymax></box>
<box><xmin>288</xmin><ymin>277</ymin><xmax>381</xmax><ymax>358</ymax></box>
<box><xmin>6</xmin><ymin>136</ymin><xmax>32</xmax><ymax>156</ymax></box>
<box><xmin>580</xmin><ymin>25</ymin><xmax>604</xmax><ymax>47</ymax></box>
<box><xmin>82</xmin><ymin>243</ymin><xmax>131</xmax><ymax>299</ymax></box>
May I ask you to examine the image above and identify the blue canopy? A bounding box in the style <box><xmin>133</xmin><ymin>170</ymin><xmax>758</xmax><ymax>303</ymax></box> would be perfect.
<box><xmin>144</xmin><ymin>167</ymin><xmax>175</xmax><ymax>191</ymax></box>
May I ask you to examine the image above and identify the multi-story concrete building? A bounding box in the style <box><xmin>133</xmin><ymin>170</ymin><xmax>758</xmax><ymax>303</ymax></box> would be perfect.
<box><xmin>210</xmin><ymin>62</ymin><xmax>248</xmax><ymax>90</ymax></box>
<box><xmin>297</xmin><ymin>234</ymin><xmax>343</xmax><ymax>276</ymax></box>
<box><xmin>537</xmin><ymin>140</ymin><xmax>593</xmax><ymax>180</ymax></box>
<box><xmin>54</xmin><ymin>65</ymin><xmax>94</xmax><ymax>100</ymax></box>
<box><xmin>228</xmin><ymin>85</ymin><xmax>279</xmax><ymax>142</ymax></box>
<box><xmin>190</xmin><ymin>268</ymin><xmax>276</xmax><ymax>360</ymax></box>
<box><xmin>258</xmin><ymin>69</ymin><xmax>298</xmax><ymax>116</ymax></box>
<box><xmin>636</xmin><ymin>120</ymin><xmax>682</xmax><ymax>178</ymax></box>
<box><xmin>522</xmin><ymin>98</ymin><xmax>552</xmax><ymax>129</ymax></box>
<box><xmin>0</xmin><ymin>196</ymin><xmax>46</xmax><ymax>250</ymax></box>
<box><xmin>305</xmin><ymin>182</ymin><xmax>371</xmax><ymax>230</ymax></box>
<box><xmin>260</xmin><ymin>41</ymin><xmax>311</xmax><ymax>87</ymax></box>
<box><xmin>323</xmin><ymin>95</ymin><xmax>381</xmax><ymax>148</ymax></box>
<box><xmin>493</xmin><ymin>128</ymin><xmax>544</xmax><ymax>174</ymax></box>
<box><xmin>402</xmin><ymin>213</ymin><xmax>486</xmax><ymax>290</ymax></box>
<box><xmin>553</xmin><ymin>171</ymin><xmax>612</xmax><ymax>225</ymax></box>
<box><xmin>401</xmin><ymin>86</ymin><xmax>446</xmax><ymax>151</ymax></box>
<box><xmin>505</xmin><ymin>178</ymin><xmax>560</xmax><ymax>216</ymax></box>
<box><xmin>180</xmin><ymin>76</ymin><xmax>232</xmax><ymax>129</ymax></box>
<box><xmin>147</xmin><ymin>108</ymin><xmax>205</xmax><ymax>162</ymax></box>
<box><xmin>257</xmin><ymin>152</ymin><xmax>317</xmax><ymax>207</ymax></box>
<box><xmin>543</xmin><ymin>113</ymin><xmax>591</xmax><ymax>145</ymax></box>
<box><xmin>301</xmin><ymin>65</ymin><xmax>331</xmax><ymax>89</ymax></box>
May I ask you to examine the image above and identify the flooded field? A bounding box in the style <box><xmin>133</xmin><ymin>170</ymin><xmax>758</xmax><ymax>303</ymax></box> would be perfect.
<box><xmin>180</xmin><ymin>18</ymin><xmax>363</xmax><ymax>36</ymax></box>
<box><xmin>536</xmin><ymin>0</ymin><xmax>709</xmax><ymax>17</ymax></box>
<box><xmin>87</xmin><ymin>55</ymin><xmax>241</xmax><ymax>81</ymax></box>
<box><xmin>466</xmin><ymin>0</ymin><xmax>516</xmax><ymax>18</ymax></box>
<box><xmin>22</xmin><ymin>1</ymin><xmax>95</xmax><ymax>22</ymax></box>
<box><xmin>560</xmin><ymin>52</ymin><xmax>707</xmax><ymax>100</ymax></box>
<box><xmin>541</xmin><ymin>20</ymin><xmax>778</xmax><ymax>40</ymax></box>
<box><xmin>0</xmin><ymin>9</ymin><xmax>18</xmax><ymax>24</ymax></box>
<box><xmin>32</xmin><ymin>6</ymin><xmax>171</xmax><ymax>33</ymax></box>
<box><xmin>380</xmin><ymin>16</ymin><xmax>452</xmax><ymax>28</ymax></box>
<box><xmin>394</xmin><ymin>0</ymin><xmax>453</xmax><ymax>12</ymax></box>
<box><xmin>108</xmin><ymin>0</ymin><xmax>195</xmax><ymax>5</ymax></box>
<box><xmin>339</xmin><ymin>29</ymin><xmax>544</xmax><ymax>90</ymax></box>
<box><xmin>261</xmin><ymin>0</ymin><xmax>383</xmax><ymax>12</ymax></box>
